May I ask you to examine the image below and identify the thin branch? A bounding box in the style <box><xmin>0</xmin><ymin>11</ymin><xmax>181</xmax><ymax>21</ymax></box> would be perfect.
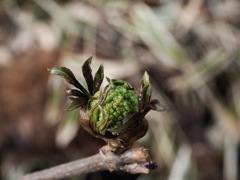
<box><xmin>19</xmin><ymin>146</ymin><xmax>157</xmax><ymax>180</ymax></box>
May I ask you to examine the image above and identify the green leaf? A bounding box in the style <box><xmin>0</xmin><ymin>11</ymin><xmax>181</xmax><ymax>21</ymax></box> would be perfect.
<box><xmin>140</xmin><ymin>85</ymin><xmax>148</xmax><ymax>110</ymax></box>
<box><xmin>82</xmin><ymin>57</ymin><xmax>94</xmax><ymax>94</ymax></box>
<box><xmin>141</xmin><ymin>72</ymin><xmax>151</xmax><ymax>99</ymax></box>
<box><xmin>139</xmin><ymin>72</ymin><xmax>151</xmax><ymax>111</ymax></box>
<box><xmin>48</xmin><ymin>67</ymin><xmax>78</xmax><ymax>86</ymax></box>
<box><xmin>93</xmin><ymin>64</ymin><xmax>104</xmax><ymax>94</ymax></box>
<box><xmin>66</xmin><ymin>97</ymin><xmax>88</xmax><ymax>111</ymax></box>
<box><xmin>97</xmin><ymin>115</ymin><xmax>109</xmax><ymax>135</ymax></box>
<box><xmin>89</xmin><ymin>108</ymin><xmax>100</xmax><ymax>133</ymax></box>
<box><xmin>48</xmin><ymin>67</ymin><xmax>90</xmax><ymax>98</ymax></box>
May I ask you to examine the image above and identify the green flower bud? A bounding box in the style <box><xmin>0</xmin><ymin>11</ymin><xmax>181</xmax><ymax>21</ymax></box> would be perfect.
<box><xmin>49</xmin><ymin>57</ymin><xmax>164</xmax><ymax>152</ymax></box>
<box><xmin>88</xmin><ymin>79</ymin><xmax>138</xmax><ymax>136</ymax></box>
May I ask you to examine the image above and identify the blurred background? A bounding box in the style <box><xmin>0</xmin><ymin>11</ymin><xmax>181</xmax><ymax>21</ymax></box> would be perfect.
<box><xmin>0</xmin><ymin>0</ymin><xmax>239</xmax><ymax>179</ymax></box>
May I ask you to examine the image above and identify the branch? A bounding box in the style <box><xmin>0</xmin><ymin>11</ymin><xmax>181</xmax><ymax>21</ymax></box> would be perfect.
<box><xmin>19</xmin><ymin>146</ymin><xmax>157</xmax><ymax>180</ymax></box>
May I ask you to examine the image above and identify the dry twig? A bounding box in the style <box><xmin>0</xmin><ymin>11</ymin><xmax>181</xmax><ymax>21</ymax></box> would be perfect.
<box><xmin>19</xmin><ymin>146</ymin><xmax>156</xmax><ymax>180</ymax></box>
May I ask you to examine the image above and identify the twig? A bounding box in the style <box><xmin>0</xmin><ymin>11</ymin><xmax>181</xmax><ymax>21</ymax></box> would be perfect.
<box><xmin>19</xmin><ymin>146</ymin><xmax>157</xmax><ymax>180</ymax></box>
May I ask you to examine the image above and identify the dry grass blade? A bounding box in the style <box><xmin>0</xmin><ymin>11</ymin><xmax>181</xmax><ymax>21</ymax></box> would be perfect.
<box><xmin>168</xmin><ymin>146</ymin><xmax>194</xmax><ymax>180</ymax></box>
<box><xmin>130</xmin><ymin>3</ymin><xmax>188</xmax><ymax>68</ymax></box>
<box><xmin>187</xmin><ymin>50</ymin><xmax>237</xmax><ymax>88</ymax></box>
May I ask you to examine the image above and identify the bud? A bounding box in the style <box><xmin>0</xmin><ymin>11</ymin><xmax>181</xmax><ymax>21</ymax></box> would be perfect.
<box><xmin>88</xmin><ymin>79</ymin><xmax>138</xmax><ymax>136</ymax></box>
<box><xmin>48</xmin><ymin>57</ymin><xmax>164</xmax><ymax>152</ymax></box>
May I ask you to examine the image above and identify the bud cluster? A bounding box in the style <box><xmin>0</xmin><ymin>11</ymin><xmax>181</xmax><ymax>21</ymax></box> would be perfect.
<box><xmin>48</xmin><ymin>57</ymin><xmax>163</xmax><ymax>152</ymax></box>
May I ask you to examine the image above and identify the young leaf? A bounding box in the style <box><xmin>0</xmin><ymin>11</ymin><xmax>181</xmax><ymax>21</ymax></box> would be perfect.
<box><xmin>93</xmin><ymin>64</ymin><xmax>104</xmax><ymax>94</ymax></box>
<box><xmin>66</xmin><ymin>89</ymin><xmax>86</xmax><ymax>98</ymax></box>
<box><xmin>141</xmin><ymin>72</ymin><xmax>151</xmax><ymax>101</ymax></box>
<box><xmin>107</xmin><ymin>111</ymin><xmax>141</xmax><ymax>135</ymax></box>
<box><xmin>48</xmin><ymin>67</ymin><xmax>90</xmax><ymax>97</ymax></box>
<box><xmin>138</xmin><ymin>72</ymin><xmax>152</xmax><ymax>111</ymax></box>
<box><xmin>82</xmin><ymin>57</ymin><xmax>94</xmax><ymax>94</ymax></box>
<box><xmin>149</xmin><ymin>99</ymin><xmax>165</xmax><ymax>111</ymax></box>
<box><xmin>48</xmin><ymin>67</ymin><xmax>78</xmax><ymax>86</ymax></box>
<box><xmin>66</xmin><ymin>97</ymin><xmax>88</xmax><ymax>111</ymax></box>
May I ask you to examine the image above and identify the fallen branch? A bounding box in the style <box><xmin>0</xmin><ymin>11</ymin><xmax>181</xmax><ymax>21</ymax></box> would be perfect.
<box><xmin>19</xmin><ymin>146</ymin><xmax>157</xmax><ymax>180</ymax></box>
